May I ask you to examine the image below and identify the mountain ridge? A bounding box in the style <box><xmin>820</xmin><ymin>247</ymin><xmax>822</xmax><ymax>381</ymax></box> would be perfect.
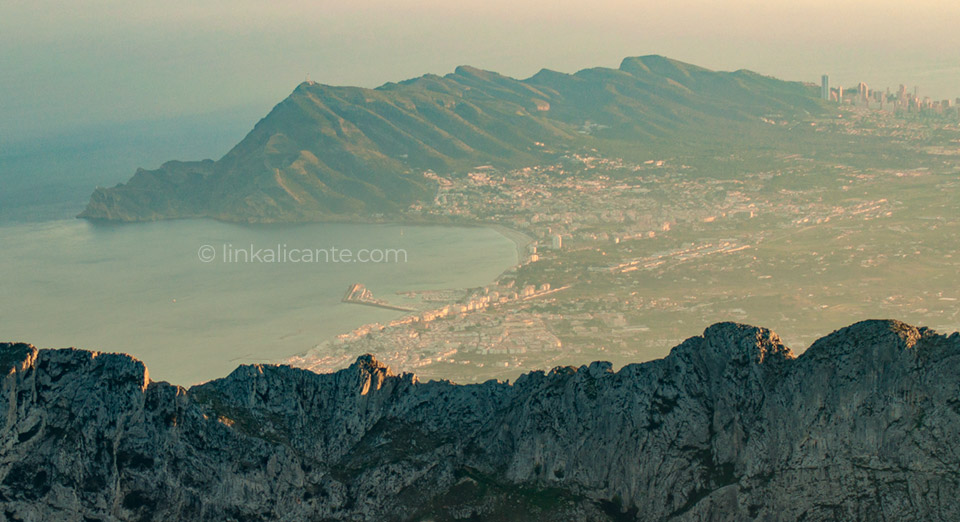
<box><xmin>79</xmin><ymin>56</ymin><xmax>823</xmax><ymax>223</ymax></box>
<box><xmin>2</xmin><ymin>319</ymin><xmax>958</xmax><ymax>520</ymax></box>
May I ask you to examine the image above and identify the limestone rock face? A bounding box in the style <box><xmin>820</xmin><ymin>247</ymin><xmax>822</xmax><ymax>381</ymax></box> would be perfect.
<box><xmin>1</xmin><ymin>320</ymin><xmax>958</xmax><ymax>520</ymax></box>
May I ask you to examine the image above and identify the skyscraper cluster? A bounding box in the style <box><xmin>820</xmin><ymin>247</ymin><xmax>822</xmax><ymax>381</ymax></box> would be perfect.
<box><xmin>820</xmin><ymin>74</ymin><xmax>959</xmax><ymax>117</ymax></box>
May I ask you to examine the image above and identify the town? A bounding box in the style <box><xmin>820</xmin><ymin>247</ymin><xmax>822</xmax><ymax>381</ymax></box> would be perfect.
<box><xmin>289</xmin><ymin>98</ymin><xmax>960</xmax><ymax>383</ymax></box>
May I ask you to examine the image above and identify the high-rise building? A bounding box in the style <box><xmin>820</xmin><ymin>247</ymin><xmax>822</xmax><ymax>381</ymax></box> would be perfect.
<box><xmin>858</xmin><ymin>82</ymin><xmax>869</xmax><ymax>106</ymax></box>
<box><xmin>821</xmin><ymin>75</ymin><xmax>830</xmax><ymax>100</ymax></box>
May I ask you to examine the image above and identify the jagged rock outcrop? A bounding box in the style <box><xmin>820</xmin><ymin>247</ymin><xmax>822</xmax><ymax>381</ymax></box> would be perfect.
<box><xmin>2</xmin><ymin>320</ymin><xmax>959</xmax><ymax>520</ymax></box>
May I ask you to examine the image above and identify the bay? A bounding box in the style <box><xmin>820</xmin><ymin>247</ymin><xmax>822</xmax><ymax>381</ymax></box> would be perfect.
<box><xmin>0</xmin><ymin>219</ymin><xmax>517</xmax><ymax>384</ymax></box>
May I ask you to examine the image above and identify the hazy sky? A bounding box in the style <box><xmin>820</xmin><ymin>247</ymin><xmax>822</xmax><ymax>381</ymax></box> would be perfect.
<box><xmin>3</xmin><ymin>0</ymin><xmax>960</xmax><ymax>147</ymax></box>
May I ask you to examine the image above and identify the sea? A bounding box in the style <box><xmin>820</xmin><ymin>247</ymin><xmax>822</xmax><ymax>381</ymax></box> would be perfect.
<box><xmin>0</xmin><ymin>114</ymin><xmax>517</xmax><ymax>385</ymax></box>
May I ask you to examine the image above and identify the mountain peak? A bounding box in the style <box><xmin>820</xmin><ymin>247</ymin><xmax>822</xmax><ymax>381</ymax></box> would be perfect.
<box><xmin>0</xmin><ymin>342</ymin><xmax>38</xmax><ymax>375</ymax></box>
<box><xmin>618</xmin><ymin>55</ymin><xmax>714</xmax><ymax>88</ymax></box>
<box><xmin>349</xmin><ymin>354</ymin><xmax>395</xmax><ymax>394</ymax></box>
<box><xmin>804</xmin><ymin>319</ymin><xmax>928</xmax><ymax>362</ymax></box>
<box><xmin>79</xmin><ymin>56</ymin><xmax>821</xmax><ymax>223</ymax></box>
<box><xmin>451</xmin><ymin>64</ymin><xmax>508</xmax><ymax>83</ymax></box>
<box><xmin>351</xmin><ymin>353</ymin><xmax>391</xmax><ymax>373</ymax></box>
<box><xmin>667</xmin><ymin>322</ymin><xmax>794</xmax><ymax>372</ymax></box>
<box><xmin>453</xmin><ymin>64</ymin><xmax>486</xmax><ymax>75</ymax></box>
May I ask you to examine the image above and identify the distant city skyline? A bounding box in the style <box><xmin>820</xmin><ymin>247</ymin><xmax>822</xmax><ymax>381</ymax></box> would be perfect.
<box><xmin>3</xmin><ymin>0</ymin><xmax>960</xmax><ymax>147</ymax></box>
<box><xmin>818</xmin><ymin>71</ymin><xmax>960</xmax><ymax>116</ymax></box>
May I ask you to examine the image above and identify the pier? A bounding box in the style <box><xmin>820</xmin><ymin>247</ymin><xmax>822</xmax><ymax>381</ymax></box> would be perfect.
<box><xmin>342</xmin><ymin>283</ymin><xmax>417</xmax><ymax>312</ymax></box>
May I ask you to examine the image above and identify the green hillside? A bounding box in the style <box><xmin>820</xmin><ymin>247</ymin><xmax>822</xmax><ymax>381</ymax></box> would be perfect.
<box><xmin>80</xmin><ymin>56</ymin><xmax>822</xmax><ymax>222</ymax></box>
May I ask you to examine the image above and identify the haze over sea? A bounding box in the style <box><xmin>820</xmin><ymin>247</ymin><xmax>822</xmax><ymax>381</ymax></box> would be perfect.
<box><xmin>0</xmin><ymin>121</ymin><xmax>517</xmax><ymax>385</ymax></box>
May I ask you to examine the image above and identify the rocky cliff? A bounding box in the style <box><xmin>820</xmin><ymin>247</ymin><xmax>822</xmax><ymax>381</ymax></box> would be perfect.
<box><xmin>2</xmin><ymin>320</ymin><xmax>958</xmax><ymax>520</ymax></box>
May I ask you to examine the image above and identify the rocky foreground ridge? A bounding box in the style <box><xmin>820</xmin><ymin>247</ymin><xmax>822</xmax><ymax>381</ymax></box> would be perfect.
<box><xmin>1</xmin><ymin>320</ymin><xmax>958</xmax><ymax>521</ymax></box>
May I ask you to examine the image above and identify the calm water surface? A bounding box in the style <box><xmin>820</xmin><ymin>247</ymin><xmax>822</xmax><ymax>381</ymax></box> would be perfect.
<box><xmin>0</xmin><ymin>219</ymin><xmax>516</xmax><ymax>384</ymax></box>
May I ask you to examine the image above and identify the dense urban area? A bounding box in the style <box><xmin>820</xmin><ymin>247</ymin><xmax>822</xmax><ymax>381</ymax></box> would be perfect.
<box><xmin>289</xmin><ymin>92</ymin><xmax>960</xmax><ymax>383</ymax></box>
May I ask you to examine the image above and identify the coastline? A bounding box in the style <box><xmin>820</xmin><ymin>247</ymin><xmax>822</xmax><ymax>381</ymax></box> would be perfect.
<box><xmin>58</xmin><ymin>212</ymin><xmax>535</xmax><ymax>374</ymax></box>
<box><xmin>3</xmin><ymin>217</ymin><xmax>518</xmax><ymax>384</ymax></box>
<box><xmin>287</xmin><ymin>222</ymin><xmax>534</xmax><ymax>365</ymax></box>
<box><xmin>485</xmin><ymin>223</ymin><xmax>535</xmax><ymax>266</ymax></box>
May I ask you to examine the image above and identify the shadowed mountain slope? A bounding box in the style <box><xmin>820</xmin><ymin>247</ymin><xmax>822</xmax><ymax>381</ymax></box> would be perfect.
<box><xmin>79</xmin><ymin>56</ymin><xmax>822</xmax><ymax>222</ymax></box>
